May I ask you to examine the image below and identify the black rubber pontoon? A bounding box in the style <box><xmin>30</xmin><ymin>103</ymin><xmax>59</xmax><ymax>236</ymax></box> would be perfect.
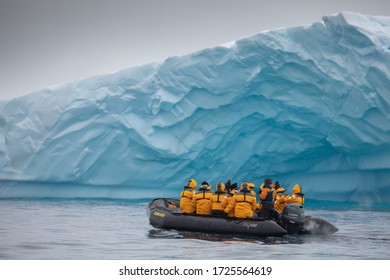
<box><xmin>148</xmin><ymin>198</ymin><xmax>287</xmax><ymax>237</ymax></box>
<box><xmin>147</xmin><ymin>198</ymin><xmax>338</xmax><ymax>237</ymax></box>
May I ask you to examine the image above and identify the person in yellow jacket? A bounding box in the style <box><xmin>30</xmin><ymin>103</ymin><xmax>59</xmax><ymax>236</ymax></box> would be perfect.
<box><xmin>247</xmin><ymin>182</ymin><xmax>256</xmax><ymax>197</ymax></box>
<box><xmin>192</xmin><ymin>181</ymin><xmax>213</xmax><ymax>215</ymax></box>
<box><xmin>274</xmin><ymin>187</ymin><xmax>288</xmax><ymax>214</ymax></box>
<box><xmin>224</xmin><ymin>182</ymin><xmax>257</xmax><ymax>219</ymax></box>
<box><xmin>210</xmin><ymin>182</ymin><xmax>227</xmax><ymax>216</ymax></box>
<box><xmin>287</xmin><ymin>184</ymin><xmax>304</xmax><ymax>205</ymax></box>
<box><xmin>180</xmin><ymin>178</ymin><xmax>197</xmax><ymax>214</ymax></box>
<box><xmin>221</xmin><ymin>182</ymin><xmax>238</xmax><ymax>217</ymax></box>
<box><xmin>247</xmin><ymin>181</ymin><xmax>261</xmax><ymax>209</ymax></box>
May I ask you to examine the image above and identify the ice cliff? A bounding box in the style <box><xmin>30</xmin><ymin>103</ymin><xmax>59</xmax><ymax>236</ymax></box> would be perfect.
<box><xmin>1</xmin><ymin>12</ymin><xmax>390</xmax><ymax>203</ymax></box>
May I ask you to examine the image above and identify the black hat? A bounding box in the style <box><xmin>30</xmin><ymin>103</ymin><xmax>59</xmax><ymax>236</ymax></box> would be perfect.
<box><xmin>264</xmin><ymin>178</ymin><xmax>272</xmax><ymax>185</ymax></box>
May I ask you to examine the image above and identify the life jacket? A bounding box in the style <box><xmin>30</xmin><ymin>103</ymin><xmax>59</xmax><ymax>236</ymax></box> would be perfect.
<box><xmin>236</xmin><ymin>187</ymin><xmax>253</xmax><ymax>205</ymax></box>
<box><xmin>180</xmin><ymin>186</ymin><xmax>194</xmax><ymax>200</ymax></box>
<box><xmin>180</xmin><ymin>186</ymin><xmax>195</xmax><ymax>213</ymax></box>
<box><xmin>193</xmin><ymin>186</ymin><xmax>213</xmax><ymax>215</ymax></box>
<box><xmin>260</xmin><ymin>185</ymin><xmax>274</xmax><ymax>204</ymax></box>
<box><xmin>274</xmin><ymin>187</ymin><xmax>288</xmax><ymax>213</ymax></box>
<box><xmin>209</xmin><ymin>182</ymin><xmax>226</xmax><ymax>211</ymax></box>
<box><xmin>211</xmin><ymin>192</ymin><xmax>227</xmax><ymax>211</ymax></box>
<box><xmin>288</xmin><ymin>193</ymin><xmax>304</xmax><ymax>205</ymax></box>
<box><xmin>225</xmin><ymin>184</ymin><xmax>257</xmax><ymax>219</ymax></box>
<box><xmin>222</xmin><ymin>192</ymin><xmax>235</xmax><ymax>217</ymax></box>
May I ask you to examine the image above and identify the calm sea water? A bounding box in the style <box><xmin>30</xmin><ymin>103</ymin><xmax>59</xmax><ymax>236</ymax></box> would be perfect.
<box><xmin>0</xmin><ymin>198</ymin><xmax>389</xmax><ymax>260</ymax></box>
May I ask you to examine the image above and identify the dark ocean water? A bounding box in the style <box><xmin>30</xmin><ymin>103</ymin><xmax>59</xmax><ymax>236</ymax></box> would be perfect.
<box><xmin>0</xmin><ymin>198</ymin><xmax>389</xmax><ymax>260</ymax></box>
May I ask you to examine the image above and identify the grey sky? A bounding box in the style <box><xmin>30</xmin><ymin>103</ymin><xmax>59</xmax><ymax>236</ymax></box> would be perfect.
<box><xmin>0</xmin><ymin>0</ymin><xmax>389</xmax><ymax>100</ymax></box>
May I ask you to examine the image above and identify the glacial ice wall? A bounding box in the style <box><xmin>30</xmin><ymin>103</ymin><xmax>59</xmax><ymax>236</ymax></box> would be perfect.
<box><xmin>1</xmin><ymin>12</ymin><xmax>390</xmax><ymax>203</ymax></box>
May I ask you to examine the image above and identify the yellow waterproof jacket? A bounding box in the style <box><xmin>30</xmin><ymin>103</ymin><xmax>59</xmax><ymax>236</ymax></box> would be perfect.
<box><xmin>210</xmin><ymin>192</ymin><xmax>227</xmax><ymax>211</ymax></box>
<box><xmin>222</xmin><ymin>188</ymin><xmax>237</xmax><ymax>217</ymax></box>
<box><xmin>287</xmin><ymin>194</ymin><xmax>304</xmax><ymax>205</ymax></box>
<box><xmin>192</xmin><ymin>187</ymin><xmax>213</xmax><ymax>215</ymax></box>
<box><xmin>287</xmin><ymin>184</ymin><xmax>304</xmax><ymax>205</ymax></box>
<box><xmin>249</xmin><ymin>188</ymin><xmax>261</xmax><ymax>209</ymax></box>
<box><xmin>180</xmin><ymin>186</ymin><xmax>196</xmax><ymax>214</ymax></box>
<box><xmin>274</xmin><ymin>188</ymin><xmax>288</xmax><ymax>213</ymax></box>
<box><xmin>224</xmin><ymin>190</ymin><xmax>257</xmax><ymax>218</ymax></box>
<box><xmin>179</xmin><ymin>179</ymin><xmax>197</xmax><ymax>213</ymax></box>
<box><xmin>247</xmin><ymin>182</ymin><xmax>257</xmax><ymax>203</ymax></box>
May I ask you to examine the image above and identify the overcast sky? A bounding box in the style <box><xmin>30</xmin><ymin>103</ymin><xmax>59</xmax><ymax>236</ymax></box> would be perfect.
<box><xmin>0</xmin><ymin>0</ymin><xmax>389</xmax><ymax>100</ymax></box>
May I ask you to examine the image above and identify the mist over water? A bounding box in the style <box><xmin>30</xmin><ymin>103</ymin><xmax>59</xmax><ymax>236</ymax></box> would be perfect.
<box><xmin>1</xmin><ymin>198</ymin><xmax>389</xmax><ymax>260</ymax></box>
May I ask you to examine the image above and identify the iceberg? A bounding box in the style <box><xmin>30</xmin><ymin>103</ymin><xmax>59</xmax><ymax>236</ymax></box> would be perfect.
<box><xmin>1</xmin><ymin>12</ymin><xmax>390</xmax><ymax>203</ymax></box>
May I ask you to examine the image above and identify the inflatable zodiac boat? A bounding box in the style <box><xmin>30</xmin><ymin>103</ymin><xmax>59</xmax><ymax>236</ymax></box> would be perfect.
<box><xmin>147</xmin><ymin>198</ymin><xmax>338</xmax><ymax>237</ymax></box>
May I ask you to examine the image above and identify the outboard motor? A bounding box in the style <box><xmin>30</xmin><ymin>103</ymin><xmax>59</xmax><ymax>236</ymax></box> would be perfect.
<box><xmin>282</xmin><ymin>203</ymin><xmax>305</xmax><ymax>234</ymax></box>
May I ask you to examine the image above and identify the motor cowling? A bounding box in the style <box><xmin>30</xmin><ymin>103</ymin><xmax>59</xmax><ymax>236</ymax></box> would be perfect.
<box><xmin>281</xmin><ymin>203</ymin><xmax>305</xmax><ymax>234</ymax></box>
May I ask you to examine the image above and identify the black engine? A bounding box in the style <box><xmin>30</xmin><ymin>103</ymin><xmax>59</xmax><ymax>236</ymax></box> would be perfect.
<box><xmin>281</xmin><ymin>203</ymin><xmax>305</xmax><ymax>234</ymax></box>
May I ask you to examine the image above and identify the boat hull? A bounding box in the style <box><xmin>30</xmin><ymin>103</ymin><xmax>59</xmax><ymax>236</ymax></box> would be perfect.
<box><xmin>148</xmin><ymin>198</ymin><xmax>288</xmax><ymax>237</ymax></box>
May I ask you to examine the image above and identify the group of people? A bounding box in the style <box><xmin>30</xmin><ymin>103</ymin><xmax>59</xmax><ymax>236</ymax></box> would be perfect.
<box><xmin>179</xmin><ymin>178</ymin><xmax>304</xmax><ymax>221</ymax></box>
